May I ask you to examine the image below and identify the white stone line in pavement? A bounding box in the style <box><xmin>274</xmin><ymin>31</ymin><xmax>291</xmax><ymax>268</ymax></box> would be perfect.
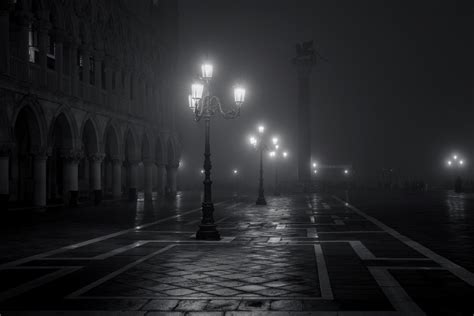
<box><xmin>66</xmin><ymin>245</ymin><xmax>176</xmax><ymax>298</ymax></box>
<box><xmin>318</xmin><ymin>231</ymin><xmax>385</xmax><ymax>234</ymax></box>
<box><xmin>314</xmin><ymin>244</ymin><xmax>334</xmax><ymax>300</ymax></box>
<box><xmin>0</xmin><ymin>266</ymin><xmax>82</xmax><ymax>303</ymax></box>
<box><xmin>0</xmin><ymin>201</ymin><xmax>230</xmax><ymax>269</ymax></box>
<box><xmin>75</xmin><ymin>295</ymin><xmax>334</xmax><ymax>301</ymax></box>
<box><xmin>350</xmin><ymin>239</ymin><xmax>429</xmax><ymax>261</ymax></box>
<box><xmin>310</xmin><ymin>215</ymin><xmax>315</xmax><ymax>223</ymax></box>
<box><xmin>0</xmin><ymin>311</ymin><xmax>402</xmax><ymax>316</ymax></box>
<box><xmin>41</xmin><ymin>241</ymin><xmax>149</xmax><ymax>261</ymax></box>
<box><xmin>368</xmin><ymin>267</ymin><xmax>426</xmax><ymax>316</ymax></box>
<box><xmin>333</xmin><ymin>196</ymin><xmax>474</xmax><ymax>286</ymax></box>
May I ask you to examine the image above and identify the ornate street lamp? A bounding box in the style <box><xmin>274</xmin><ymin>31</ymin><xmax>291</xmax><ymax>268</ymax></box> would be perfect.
<box><xmin>188</xmin><ymin>62</ymin><xmax>246</xmax><ymax>240</ymax></box>
<box><xmin>249</xmin><ymin>126</ymin><xmax>281</xmax><ymax>205</ymax></box>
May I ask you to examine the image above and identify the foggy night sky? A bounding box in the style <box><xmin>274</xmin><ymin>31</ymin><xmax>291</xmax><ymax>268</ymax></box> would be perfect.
<box><xmin>175</xmin><ymin>0</ymin><xmax>473</xmax><ymax>187</ymax></box>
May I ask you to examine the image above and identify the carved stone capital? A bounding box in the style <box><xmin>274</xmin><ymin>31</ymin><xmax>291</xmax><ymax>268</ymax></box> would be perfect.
<box><xmin>89</xmin><ymin>153</ymin><xmax>105</xmax><ymax>162</ymax></box>
<box><xmin>61</xmin><ymin>150</ymin><xmax>83</xmax><ymax>162</ymax></box>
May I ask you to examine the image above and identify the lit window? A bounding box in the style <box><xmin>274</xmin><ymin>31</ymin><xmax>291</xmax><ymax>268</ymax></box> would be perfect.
<box><xmin>28</xmin><ymin>24</ymin><xmax>39</xmax><ymax>63</ymax></box>
<box><xmin>77</xmin><ymin>50</ymin><xmax>83</xmax><ymax>81</ymax></box>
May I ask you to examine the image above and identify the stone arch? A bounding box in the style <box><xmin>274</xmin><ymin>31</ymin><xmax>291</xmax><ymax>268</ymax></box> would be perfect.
<box><xmin>141</xmin><ymin>131</ymin><xmax>153</xmax><ymax>161</ymax></box>
<box><xmin>12</xmin><ymin>95</ymin><xmax>47</xmax><ymax>149</ymax></box>
<box><xmin>11</xmin><ymin>105</ymin><xmax>45</xmax><ymax>203</ymax></box>
<box><xmin>124</xmin><ymin>128</ymin><xmax>138</xmax><ymax>162</ymax></box>
<box><xmin>80</xmin><ymin>117</ymin><xmax>100</xmax><ymax>156</ymax></box>
<box><xmin>166</xmin><ymin>136</ymin><xmax>180</xmax><ymax>166</ymax></box>
<box><xmin>48</xmin><ymin>106</ymin><xmax>78</xmax><ymax>151</ymax></box>
<box><xmin>104</xmin><ymin>121</ymin><xmax>120</xmax><ymax>159</ymax></box>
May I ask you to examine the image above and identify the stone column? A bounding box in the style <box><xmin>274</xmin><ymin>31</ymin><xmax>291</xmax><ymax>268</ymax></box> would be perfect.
<box><xmin>144</xmin><ymin>160</ymin><xmax>153</xmax><ymax>200</ymax></box>
<box><xmin>112</xmin><ymin>157</ymin><xmax>122</xmax><ymax>199</ymax></box>
<box><xmin>156</xmin><ymin>163</ymin><xmax>166</xmax><ymax>195</ymax></box>
<box><xmin>293</xmin><ymin>42</ymin><xmax>316</xmax><ymax>187</ymax></box>
<box><xmin>89</xmin><ymin>153</ymin><xmax>104</xmax><ymax>205</ymax></box>
<box><xmin>62</xmin><ymin>151</ymin><xmax>81</xmax><ymax>206</ymax></box>
<box><xmin>166</xmin><ymin>164</ymin><xmax>178</xmax><ymax>196</ymax></box>
<box><xmin>33</xmin><ymin>153</ymin><xmax>47</xmax><ymax>207</ymax></box>
<box><xmin>0</xmin><ymin>145</ymin><xmax>10</xmax><ymax>210</ymax></box>
<box><xmin>127</xmin><ymin>160</ymin><xmax>138</xmax><ymax>201</ymax></box>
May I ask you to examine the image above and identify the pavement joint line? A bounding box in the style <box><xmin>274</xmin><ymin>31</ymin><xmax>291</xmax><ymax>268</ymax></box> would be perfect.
<box><xmin>368</xmin><ymin>266</ymin><xmax>426</xmax><ymax>316</ymax></box>
<box><xmin>314</xmin><ymin>244</ymin><xmax>334</xmax><ymax>299</ymax></box>
<box><xmin>307</xmin><ymin>227</ymin><xmax>319</xmax><ymax>238</ymax></box>
<box><xmin>0</xmin><ymin>266</ymin><xmax>82</xmax><ymax>303</ymax></box>
<box><xmin>0</xmin><ymin>200</ymin><xmax>231</xmax><ymax>269</ymax></box>
<box><xmin>66</xmin><ymin>245</ymin><xmax>176</xmax><ymax>298</ymax></box>
<box><xmin>333</xmin><ymin>195</ymin><xmax>474</xmax><ymax>286</ymax></box>
<box><xmin>73</xmin><ymin>295</ymin><xmax>334</xmax><ymax>301</ymax></box>
<box><xmin>318</xmin><ymin>230</ymin><xmax>385</xmax><ymax>234</ymax></box>
<box><xmin>0</xmin><ymin>311</ymin><xmax>402</xmax><ymax>316</ymax></box>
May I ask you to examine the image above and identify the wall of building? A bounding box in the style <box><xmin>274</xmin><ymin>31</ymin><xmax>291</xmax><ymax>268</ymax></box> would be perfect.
<box><xmin>0</xmin><ymin>0</ymin><xmax>181</xmax><ymax>208</ymax></box>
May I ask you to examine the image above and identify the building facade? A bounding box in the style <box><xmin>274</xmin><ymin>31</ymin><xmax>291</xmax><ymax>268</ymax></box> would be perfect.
<box><xmin>0</xmin><ymin>0</ymin><xmax>181</xmax><ymax>209</ymax></box>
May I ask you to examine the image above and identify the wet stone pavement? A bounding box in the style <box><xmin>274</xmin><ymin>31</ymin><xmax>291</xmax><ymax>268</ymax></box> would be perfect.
<box><xmin>0</xmin><ymin>193</ymin><xmax>473</xmax><ymax>315</ymax></box>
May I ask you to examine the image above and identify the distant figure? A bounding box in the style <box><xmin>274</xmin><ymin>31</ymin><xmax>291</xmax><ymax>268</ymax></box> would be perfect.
<box><xmin>454</xmin><ymin>177</ymin><xmax>463</xmax><ymax>193</ymax></box>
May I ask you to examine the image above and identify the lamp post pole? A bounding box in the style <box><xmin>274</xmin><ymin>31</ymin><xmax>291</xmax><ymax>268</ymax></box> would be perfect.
<box><xmin>256</xmin><ymin>145</ymin><xmax>266</xmax><ymax>205</ymax></box>
<box><xmin>189</xmin><ymin>62</ymin><xmax>246</xmax><ymax>240</ymax></box>
<box><xmin>274</xmin><ymin>158</ymin><xmax>280</xmax><ymax>196</ymax></box>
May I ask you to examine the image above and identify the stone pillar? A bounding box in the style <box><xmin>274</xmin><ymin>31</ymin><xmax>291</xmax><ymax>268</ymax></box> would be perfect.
<box><xmin>127</xmin><ymin>160</ymin><xmax>138</xmax><ymax>201</ymax></box>
<box><xmin>0</xmin><ymin>146</ymin><xmax>10</xmax><ymax>210</ymax></box>
<box><xmin>144</xmin><ymin>160</ymin><xmax>153</xmax><ymax>200</ymax></box>
<box><xmin>33</xmin><ymin>153</ymin><xmax>47</xmax><ymax>207</ymax></box>
<box><xmin>155</xmin><ymin>163</ymin><xmax>166</xmax><ymax>196</ymax></box>
<box><xmin>89</xmin><ymin>153</ymin><xmax>104</xmax><ymax>205</ymax></box>
<box><xmin>293</xmin><ymin>42</ymin><xmax>316</xmax><ymax>186</ymax></box>
<box><xmin>166</xmin><ymin>164</ymin><xmax>178</xmax><ymax>196</ymax></box>
<box><xmin>112</xmin><ymin>157</ymin><xmax>122</xmax><ymax>199</ymax></box>
<box><xmin>62</xmin><ymin>152</ymin><xmax>81</xmax><ymax>207</ymax></box>
<box><xmin>0</xmin><ymin>3</ymin><xmax>12</xmax><ymax>74</ymax></box>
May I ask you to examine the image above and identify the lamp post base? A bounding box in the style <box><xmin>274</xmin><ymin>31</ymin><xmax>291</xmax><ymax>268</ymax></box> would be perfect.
<box><xmin>256</xmin><ymin>196</ymin><xmax>267</xmax><ymax>205</ymax></box>
<box><xmin>196</xmin><ymin>224</ymin><xmax>221</xmax><ymax>240</ymax></box>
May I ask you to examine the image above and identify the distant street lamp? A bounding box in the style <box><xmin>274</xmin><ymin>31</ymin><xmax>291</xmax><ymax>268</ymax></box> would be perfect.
<box><xmin>248</xmin><ymin>125</ymin><xmax>276</xmax><ymax>205</ymax></box>
<box><xmin>446</xmin><ymin>153</ymin><xmax>465</xmax><ymax>193</ymax></box>
<box><xmin>232</xmin><ymin>169</ymin><xmax>239</xmax><ymax>196</ymax></box>
<box><xmin>188</xmin><ymin>61</ymin><xmax>246</xmax><ymax>240</ymax></box>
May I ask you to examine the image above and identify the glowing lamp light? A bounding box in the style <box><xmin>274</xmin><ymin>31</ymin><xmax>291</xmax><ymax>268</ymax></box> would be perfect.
<box><xmin>191</xmin><ymin>83</ymin><xmax>204</xmax><ymax>100</ymax></box>
<box><xmin>188</xmin><ymin>94</ymin><xmax>195</xmax><ymax>110</ymax></box>
<box><xmin>258</xmin><ymin>125</ymin><xmax>265</xmax><ymax>133</ymax></box>
<box><xmin>272</xmin><ymin>137</ymin><xmax>279</xmax><ymax>145</ymax></box>
<box><xmin>283</xmin><ymin>151</ymin><xmax>288</xmax><ymax>158</ymax></box>
<box><xmin>233</xmin><ymin>169</ymin><xmax>238</xmax><ymax>174</ymax></box>
<box><xmin>313</xmin><ymin>169</ymin><xmax>318</xmax><ymax>174</ymax></box>
<box><xmin>249</xmin><ymin>136</ymin><xmax>257</xmax><ymax>146</ymax></box>
<box><xmin>453</xmin><ymin>155</ymin><xmax>458</xmax><ymax>160</ymax></box>
<box><xmin>269</xmin><ymin>151</ymin><xmax>276</xmax><ymax>158</ymax></box>
<box><xmin>234</xmin><ymin>86</ymin><xmax>246</xmax><ymax>106</ymax></box>
<box><xmin>312</xmin><ymin>162</ymin><xmax>317</xmax><ymax>168</ymax></box>
<box><xmin>201</xmin><ymin>63</ymin><xmax>213</xmax><ymax>79</ymax></box>
<box><xmin>447</xmin><ymin>160</ymin><xmax>452</xmax><ymax>166</ymax></box>
<box><xmin>344</xmin><ymin>169</ymin><xmax>349</xmax><ymax>175</ymax></box>
<box><xmin>200</xmin><ymin>169</ymin><xmax>204</xmax><ymax>174</ymax></box>
<box><xmin>459</xmin><ymin>160</ymin><xmax>464</xmax><ymax>165</ymax></box>
<box><xmin>275</xmin><ymin>144</ymin><xmax>279</xmax><ymax>150</ymax></box>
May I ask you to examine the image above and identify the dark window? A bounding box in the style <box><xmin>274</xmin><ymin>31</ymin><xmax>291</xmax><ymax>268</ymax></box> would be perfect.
<box><xmin>46</xmin><ymin>34</ymin><xmax>56</xmax><ymax>70</ymax></box>
<box><xmin>89</xmin><ymin>56</ymin><xmax>95</xmax><ymax>85</ymax></box>
<box><xmin>112</xmin><ymin>71</ymin><xmax>116</xmax><ymax>90</ymax></box>
<box><xmin>101</xmin><ymin>61</ymin><xmax>106</xmax><ymax>89</ymax></box>
<box><xmin>63</xmin><ymin>44</ymin><xmax>70</xmax><ymax>75</ymax></box>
